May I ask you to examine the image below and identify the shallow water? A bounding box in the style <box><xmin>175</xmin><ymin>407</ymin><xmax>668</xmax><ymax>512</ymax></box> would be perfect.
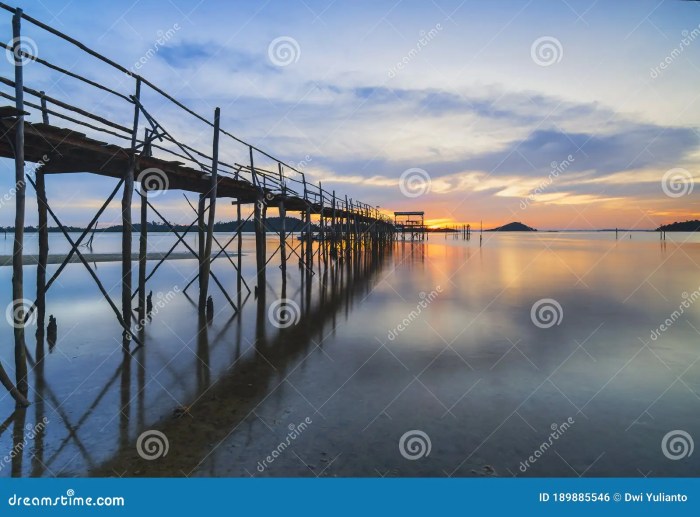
<box><xmin>0</xmin><ymin>231</ymin><xmax>699</xmax><ymax>477</ymax></box>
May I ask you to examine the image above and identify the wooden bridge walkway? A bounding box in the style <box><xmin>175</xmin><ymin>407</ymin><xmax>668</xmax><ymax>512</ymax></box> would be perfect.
<box><xmin>0</xmin><ymin>4</ymin><xmax>396</xmax><ymax>406</ymax></box>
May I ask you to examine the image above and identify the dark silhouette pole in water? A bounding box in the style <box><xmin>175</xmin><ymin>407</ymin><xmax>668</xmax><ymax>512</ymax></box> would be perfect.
<box><xmin>206</xmin><ymin>296</ymin><xmax>214</xmax><ymax>322</ymax></box>
<box><xmin>9</xmin><ymin>8</ymin><xmax>29</xmax><ymax>405</ymax></box>
<box><xmin>47</xmin><ymin>315</ymin><xmax>57</xmax><ymax>349</ymax></box>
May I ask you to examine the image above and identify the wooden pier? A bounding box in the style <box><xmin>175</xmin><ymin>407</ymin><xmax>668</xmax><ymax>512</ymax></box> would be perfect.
<box><xmin>0</xmin><ymin>4</ymin><xmax>398</xmax><ymax>406</ymax></box>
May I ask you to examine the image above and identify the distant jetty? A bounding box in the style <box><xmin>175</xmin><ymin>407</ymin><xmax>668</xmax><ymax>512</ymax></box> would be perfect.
<box><xmin>487</xmin><ymin>221</ymin><xmax>537</xmax><ymax>232</ymax></box>
<box><xmin>656</xmin><ymin>220</ymin><xmax>700</xmax><ymax>232</ymax></box>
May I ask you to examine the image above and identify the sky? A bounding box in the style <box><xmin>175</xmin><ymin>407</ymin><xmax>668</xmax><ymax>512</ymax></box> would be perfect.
<box><xmin>1</xmin><ymin>0</ymin><xmax>699</xmax><ymax>230</ymax></box>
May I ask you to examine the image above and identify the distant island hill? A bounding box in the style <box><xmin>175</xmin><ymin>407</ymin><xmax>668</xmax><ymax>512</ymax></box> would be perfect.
<box><xmin>487</xmin><ymin>222</ymin><xmax>537</xmax><ymax>232</ymax></box>
<box><xmin>2</xmin><ymin>219</ymin><xmax>699</xmax><ymax>233</ymax></box>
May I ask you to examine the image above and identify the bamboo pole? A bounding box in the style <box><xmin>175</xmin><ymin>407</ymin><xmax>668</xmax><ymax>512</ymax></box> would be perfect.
<box><xmin>121</xmin><ymin>77</ymin><xmax>141</xmax><ymax>349</ymax></box>
<box><xmin>35</xmin><ymin>166</ymin><xmax>48</xmax><ymax>344</ymax></box>
<box><xmin>11</xmin><ymin>8</ymin><xmax>28</xmax><ymax>401</ymax></box>
<box><xmin>200</xmin><ymin>107</ymin><xmax>220</xmax><ymax>313</ymax></box>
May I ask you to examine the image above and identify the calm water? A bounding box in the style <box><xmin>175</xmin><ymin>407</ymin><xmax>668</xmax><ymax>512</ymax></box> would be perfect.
<box><xmin>0</xmin><ymin>231</ymin><xmax>699</xmax><ymax>477</ymax></box>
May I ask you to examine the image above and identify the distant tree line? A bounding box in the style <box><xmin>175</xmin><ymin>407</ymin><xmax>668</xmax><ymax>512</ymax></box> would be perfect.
<box><xmin>1</xmin><ymin>216</ymin><xmax>311</xmax><ymax>234</ymax></box>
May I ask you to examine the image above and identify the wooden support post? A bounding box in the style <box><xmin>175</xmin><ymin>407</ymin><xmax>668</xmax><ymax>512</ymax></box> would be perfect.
<box><xmin>198</xmin><ymin>194</ymin><xmax>205</xmax><ymax>288</ymax></box>
<box><xmin>137</xmin><ymin>184</ymin><xmax>147</xmax><ymax>327</ymax></box>
<box><xmin>11</xmin><ymin>8</ymin><xmax>28</xmax><ymax>401</ymax></box>
<box><xmin>122</xmin><ymin>77</ymin><xmax>141</xmax><ymax>349</ymax></box>
<box><xmin>319</xmin><ymin>182</ymin><xmax>325</xmax><ymax>264</ymax></box>
<box><xmin>305</xmin><ymin>205</ymin><xmax>312</xmax><ymax>271</ymax></box>
<box><xmin>331</xmin><ymin>191</ymin><xmax>337</xmax><ymax>260</ymax></box>
<box><xmin>200</xmin><ymin>107</ymin><xmax>220</xmax><ymax>313</ymax></box>
<box><xmin>36</xmin><ymin>166</ymin><xmax>48</xmax><ymax>345</ymax></box>
<box><xmin>279</xmin><ymin>164</ymin><xmax>288</xmax><ymax>280</ymax></box>
<box><xmin>236</xmin><ymin>200</ymin><xmax>243</xmax><ymax>298</ymax></box>
<box><xmin>39</xmin><ymin>90</ymin><xmax>49</xmax><ymax>124</ymax></box>
<box><xmin>254</xmin><ymin>195</ymin><xmax>267</xmax><ymax>296</ymax></box>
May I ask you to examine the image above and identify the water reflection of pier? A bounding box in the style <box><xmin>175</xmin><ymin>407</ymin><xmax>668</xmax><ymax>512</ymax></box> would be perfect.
<box><xmin>1</xmin><ymin>242</ymin><xmax>392</xmax><ymax>477</ymax></box>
